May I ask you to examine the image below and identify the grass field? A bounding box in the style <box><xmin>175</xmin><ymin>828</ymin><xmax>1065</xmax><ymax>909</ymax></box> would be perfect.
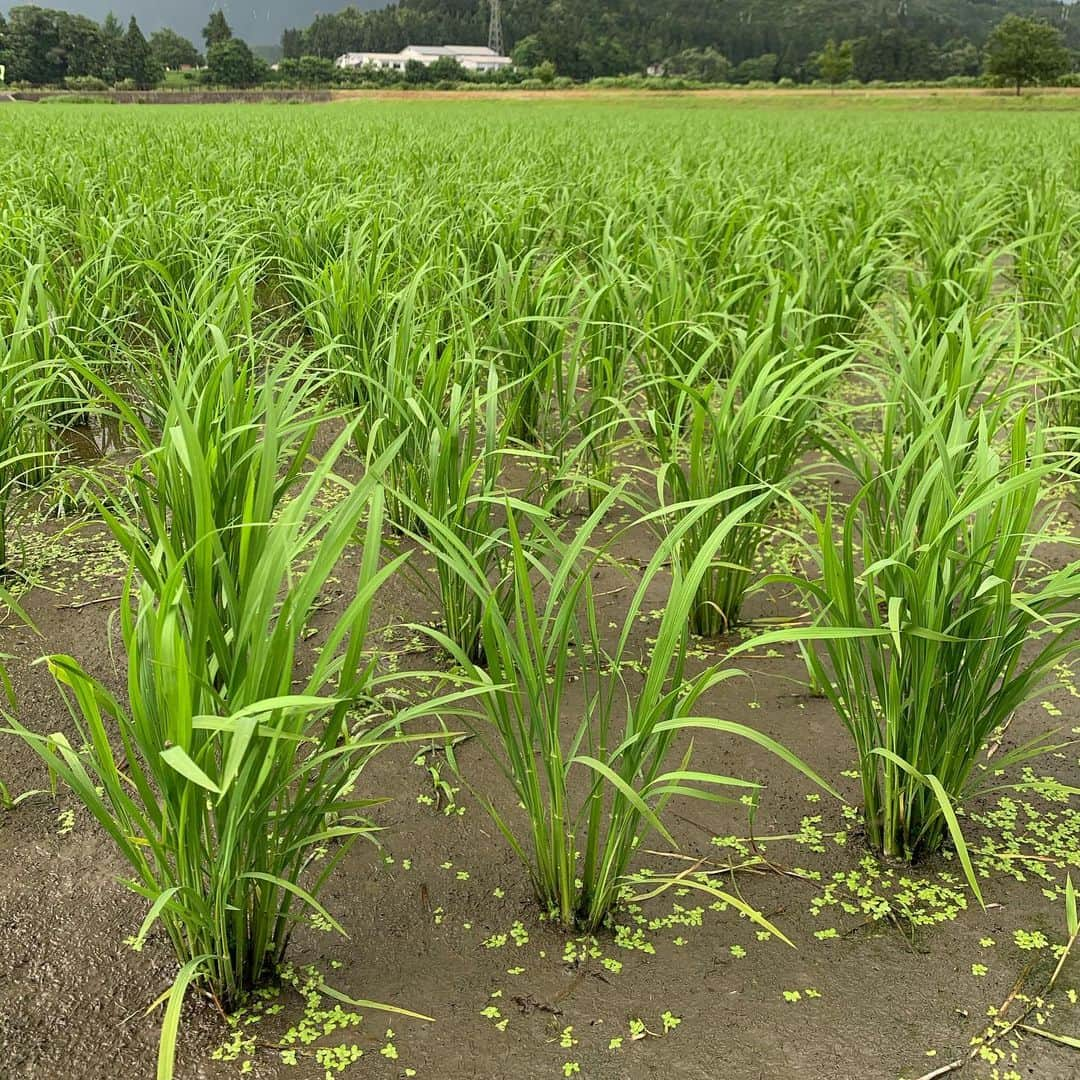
<box><xmin>0</xmin><ymin>98</ymin><xmax>1079</xmax><ymax>1080</ymax></box>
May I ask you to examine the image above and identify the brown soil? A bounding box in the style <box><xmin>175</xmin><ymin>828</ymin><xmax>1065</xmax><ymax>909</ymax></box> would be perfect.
<box><xmin>1</xmin><ymin>471</ymin><xmax>1079</xmax><ymax>1080</ymax></box>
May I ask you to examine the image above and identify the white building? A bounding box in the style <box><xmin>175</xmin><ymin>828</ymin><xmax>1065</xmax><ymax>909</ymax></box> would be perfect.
<box><xmin>336</xmin><ymin>45</ymin><xmax>512</xmax><ymax>74</ymax></box>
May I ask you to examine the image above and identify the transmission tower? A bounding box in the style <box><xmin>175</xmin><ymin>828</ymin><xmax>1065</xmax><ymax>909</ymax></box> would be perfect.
<box><xmin>488</xmin><ymin>0</ymin><xmax>504</xmax><ymax>55</ymax></box>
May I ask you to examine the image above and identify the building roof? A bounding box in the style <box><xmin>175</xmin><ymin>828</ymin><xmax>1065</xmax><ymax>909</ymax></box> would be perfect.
<box><xmin>338</xmin><ymin>52</ymin><xmax>402</xmax><ymax>62</ymax></box>
<box><xmin>405</xmin><ymin>44</ymin><xmax>499</xmax><ymax>57</ymax></box>
<box><xmin>445</xmin><ymin>45</ymin><xmax>498</xmax><ymax>56</ymax></box>
<box><xmin>337</xmin><ymin>45</ymin><xmax>512</xmax><ymax>67</ymax></box>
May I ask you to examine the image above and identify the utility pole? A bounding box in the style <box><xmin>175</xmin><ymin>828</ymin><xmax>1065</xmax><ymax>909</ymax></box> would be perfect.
<box><xmin>488</xmin><ymin>0</ymin><xmax>504</xmax><ymax>55</ymax></box>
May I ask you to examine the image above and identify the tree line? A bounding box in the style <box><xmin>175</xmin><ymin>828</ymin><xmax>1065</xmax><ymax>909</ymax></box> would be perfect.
<box><xmin>285</xmin><ymin>0</ymin><xmax>1079</xmax><ymax>82</ymax></box>
<box><xmin>0</xmin><ymin>3</ymin><xmax>1075</xmax><ymax>90</ymax></box>
<box><xmin>0</xmin><ymin>7</ymin><xmax>261</xmax><ymax>88</ymax></box>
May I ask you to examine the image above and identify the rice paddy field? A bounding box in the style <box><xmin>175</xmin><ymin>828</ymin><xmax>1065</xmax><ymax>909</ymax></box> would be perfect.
<box><xmin>1</xmin><ymin>97</ymin><xmax>1080</xmax><ymax>1080</ymax></box>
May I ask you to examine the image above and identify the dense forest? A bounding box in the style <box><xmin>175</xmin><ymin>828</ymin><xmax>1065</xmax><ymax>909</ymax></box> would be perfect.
<box><xmin>1</xmin><ymin>1</ymin><xmax>1077</xmax><ymax>84</ymax></box>
<box><xmin>288</xmin><ymin>0</ymin><xmax>1079</xmax><ymax>79</ymax></box>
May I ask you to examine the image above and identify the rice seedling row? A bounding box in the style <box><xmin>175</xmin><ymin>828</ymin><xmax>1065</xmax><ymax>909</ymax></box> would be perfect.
<box><xmin>0</xmin><ymin>98</ymin><xmax>1078</xmax><ymax>1080</ymax></box>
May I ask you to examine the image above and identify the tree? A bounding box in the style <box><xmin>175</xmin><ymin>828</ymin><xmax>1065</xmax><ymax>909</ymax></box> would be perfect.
<box><xmin>202</xmin><ymin>10</ymin><xmax>232</xmax><ymax>51</ymax></box>
<box><xmin>511</xmin><ymin>34</ymin><xmax>544</xmax><ymax>69</ymax></box>
<box><xmin>984</xmin><ymin>15</ymin><xmax>1069</xmax><ymax>96</ymax></box>
<box><xmin>852</xmin><ymin>29</ymin><xmax>941</xmax><ymax>83</ymax></box>
<box><xmin>117</xmin><ymin>16</ymin><xmax>162</xmax><ymax>89</ymax></box>
<box><xmin>663</xmin><ymin>47</ymin><xmax>732</xmax><ymax>83</ymax></box>
<box><xmin>429</xmin><ymin>55</ymin><xmax>466</xmax><ymax>81</ymax></box>
<box><xmin>735</xmin><ymin>53</ymin><xmax>779</xmax><ymax>84</ymax></box>
<box><xmin>296</xmin><ymin>54</ymin><xmax>335</xmax><ymax>84</ymax></box>
<box><xmin>99</xmin><ymin>11</ymin><xmax>124</xmax><ymax>83</ymax></box>
<box><xmin>239</xmin><ymin>0</ymin><xmax>1080</xmax><ymax>86</ymax></box>
<box><xmin>5</xmin><ymin>6</ymin><xmax>64</xmax><ymax>85</ymax></box>
<box><xmin>206</xmin><ymin>37</ymin><xmax>259</xmax><ymax>88</ymax></box>
<box><xmin>281</xmin><ymin>28</ymin><xmax>303</xmax><ymax>60</ymax></box>
<box><xmin>941</xmin><ymin>38</ymin><xmax>981</xmax><ymax>78</ymax></box>
<box><xmin>150</xmin><ymin>28</ymin><xmax>201</xmax><ymax>70</ymax></box>
<box><xmin>815</xmin><ymin>38</ymin><xmax>853</xmax><ymax>90</ymax></box>
<box><xmin>403</xmin><ymin>58</ymin><xmax>431</xmax><ymax>84</ymax></box>
<box><xmin>54</xmin><ymin>12</ymin><xmax>106</xmax><ymax>79</ymax></box>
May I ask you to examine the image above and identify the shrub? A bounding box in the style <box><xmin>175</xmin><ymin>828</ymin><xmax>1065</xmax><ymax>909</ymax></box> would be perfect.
<box><xmin>63</xmin><ymin>76</ymin><xmax>109</xmax><ymax>92</ymax></box>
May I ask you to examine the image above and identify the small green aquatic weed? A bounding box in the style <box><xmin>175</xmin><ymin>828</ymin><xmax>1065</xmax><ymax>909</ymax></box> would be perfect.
<box><xmin>1014</xmin><ymin>929</ymin><xmax>1050</xmax><ymax>951</ymax></box>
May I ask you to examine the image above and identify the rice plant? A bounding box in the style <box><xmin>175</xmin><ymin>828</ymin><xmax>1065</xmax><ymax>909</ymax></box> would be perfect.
<box><xmin>1043</xmin><ymin>290</ymin><xmax>1080</xmax><ymax>472</ymax></box>
<box><xmin>636</xmin><ymin>243</ymin><xmax>719</xmax><ymax>421</ymax></box>
<box><xmin>754</xmin><ymin>410</ymin><xmax>1080</xmax><ymax>877</ymax></box>
<box><xmin>639</xmin><ymin>310</ymin><xmax>846</xmax><ymax>636</ymax></box>
<box><xmin>575</xmin><ymin>266</ymin><xmax>640</xmax><ymax>506</ymax></box>
<box><xmin>781</xmin><ymin>198</ymin><xmax>894</xmax><ymax>352</ymax></box>
<box><xmin>426</xmin><ymin>489</ymin><xmax>837</xmax><ymax>933</ymax></box>
<box><xmin>1017</xmin><ymin>240</ymin><xmax>1080</xmax><ymax>471</ymax></box>
<box><xmin>902</xmin><ymin>184</ymin><xmax>1007</xmax><ymax>342</ymax></box>
<box><xmin>0</xmin><ymin>265</ymin><xmax>89</xmax><ymax>573</ymax></box>
<box><xmin>400</xmin><ymin>370</ymin><xmax>559</xmax><ymax>664</ymax></box>
<box><xmin>85</xmin><ymin>336</ymin><xmax>324</xmax><ymax>670</ymax></box>
<box><xmin>300</xmin><ymin>256</ymin><xmax>474</xmax><ymax>533</ymax></box>
<box><xmin>10</xmin><ymin>479</ymin><xmax>439</xmax><ymax>1076</ymax></box>
<box><xmin>488</xmin><ymin>248</ymin><xmax>577</xmax><ymax>446</ymax></box>
<box><xmin>6</xmin><ymin>343</ymin><xmax>473</xmax><ymax>1076</ymax></box>
<box><xmin>826</xmin><ymin>303</ymin><xmax>1023</xmax><ymax>547</ymax></box>
<box><xmin>0</xmin><ymin>587</ymin><xmax>35</xmax><ymax>810</ymax></box>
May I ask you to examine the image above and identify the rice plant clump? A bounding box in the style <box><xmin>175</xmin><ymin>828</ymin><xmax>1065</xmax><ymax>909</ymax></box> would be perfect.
<box><xmin>641</xmin><ymin>300</ymin><xmax>847</xmax><ymax>636</ymax></box>
<box><xmin>6</xmin><ymin>345</ymin><xmax>459</xmax><ymax>1076</ymax></box>
<box><xmin>763</xmin><ymin>411</ymin><xmax>1080</xmax><ymax>868</ymax></box>
<box><xmin>428</xmin><ymin>490</ymin><xmax>836</xmax><ymax>933</ymax></box>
